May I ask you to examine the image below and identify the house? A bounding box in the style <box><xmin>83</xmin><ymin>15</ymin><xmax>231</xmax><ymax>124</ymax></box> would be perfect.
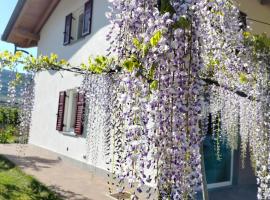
<box><xmin>2</xmin><ymin>0</ymin><xmax>110</xmax><ymax>173</ymax></box>
<box><xmin>1</xmin><ymin>0</ymin><xmax>270</xmax><ymax>199</ymax></box>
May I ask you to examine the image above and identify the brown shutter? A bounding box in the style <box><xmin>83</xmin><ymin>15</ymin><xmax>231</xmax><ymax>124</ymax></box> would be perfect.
<box><xmin>74</xmin><ymin>92</ymin><xmax>85</xmax><ymax>135</ymax></box>
<box><xmin>63</xmin><ymin>13</ymin><xmax>73</xmax><ymax>45</ymax></box>
<box><xmin>82</xmin><ymin>0</ymin><xmax>93</xmax><ymax>36</ymax></box>
<box><xmin>56</xmin><ymin>91</ymin><xmax>66</xmax><ymax>131</ymax></box>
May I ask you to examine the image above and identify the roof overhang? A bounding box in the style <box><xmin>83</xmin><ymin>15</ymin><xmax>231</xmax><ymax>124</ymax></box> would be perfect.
<box><xmin>1</xmin><ymin>0</ymin><xmax>60</xmax><ymax>48</ymax></box>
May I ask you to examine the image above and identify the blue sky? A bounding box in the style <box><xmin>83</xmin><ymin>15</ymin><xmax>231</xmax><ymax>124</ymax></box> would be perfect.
<box><xmin>0</xmin><ymin>0</ymin><xmax>37</xmax><ymax>56</ymax></box>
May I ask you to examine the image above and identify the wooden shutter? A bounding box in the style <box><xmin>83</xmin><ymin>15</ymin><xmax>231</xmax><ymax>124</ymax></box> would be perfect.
<box><xmin>56</xmin><ymin>91</ymin><xmax>66</xmax><ymax>131</ymax></box>
<box><xmin>82</xmin><ymin>0</ymin><xmax>93</xmax><ymax>36</ymax></box>
<box><xmin>74</xmin><ymin>92</ymin><xmax>85</xmax><ymax>135</ymax></box>
<box><xmin>63</xmin><ymin>13</ymin><xmax>73</xmax><ymax>45</ymax></box>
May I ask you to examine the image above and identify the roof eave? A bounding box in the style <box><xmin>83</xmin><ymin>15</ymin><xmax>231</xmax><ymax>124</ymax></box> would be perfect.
<box><xmin>1</xmin><ymin>0</ymin><xmax>26</xmax><ymax>43</ymax></box>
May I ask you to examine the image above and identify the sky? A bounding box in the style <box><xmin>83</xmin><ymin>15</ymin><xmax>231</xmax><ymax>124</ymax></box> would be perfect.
<box><xmin>0</xmin><ymin>0</ymin><xmax>37</xmax><ymax>56</ymax></box>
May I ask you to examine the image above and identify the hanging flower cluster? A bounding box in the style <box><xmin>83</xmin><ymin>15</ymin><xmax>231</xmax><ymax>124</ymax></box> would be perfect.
<box><xmin>105</xmin><ymin>0</ymin><xmax>212</xmax><ymax>199</ymax></box>
<box><xmin>244</xmin><ymin>33</ymin><xmax>270</xmax><ymax>199</ymax></box>
<box><xmin>18</xmin><ymin>75</ymin><xmax>35</xmax><ymax>144</ymax></box>
<box><xmin>80</xmin><ymin>74</ymin><xmax>113</xmax><ymax>169</ymax></box>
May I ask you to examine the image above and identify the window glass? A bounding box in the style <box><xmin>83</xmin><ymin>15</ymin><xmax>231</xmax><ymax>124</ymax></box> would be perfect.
<box><xmin>203</xmin><ymin>134</ymin><xmax>232</xmax><ymax>184</ymax></box>
<box><xmin>203</xmin><ymin>114</ymin><xmax>233</xmax><ymax>188</ymax></box>
<box><xmin>77</xmin><ymin>14</ymin><xmax>84</xmax><ymax>39</ymax></box>
<box><xmin>65</xmin><ymin>7</ymin><xmax>84</xmax><ymax>44</ymax></box>
<box><xmin>63</xmin><ymin>89</ymin><xmax>78</xmax><ymax>132</ymax></box>
<box><xmin>82</xmin><ymin>0</ymin><xmax>92</xmax><ymax>35</ymax></box>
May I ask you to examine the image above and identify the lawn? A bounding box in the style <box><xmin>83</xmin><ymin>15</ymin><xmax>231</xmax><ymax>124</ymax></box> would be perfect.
<box><xmin>0</xmin><ymin>155</ymin><xmax>62</xmax><ymax>200</ymax></box>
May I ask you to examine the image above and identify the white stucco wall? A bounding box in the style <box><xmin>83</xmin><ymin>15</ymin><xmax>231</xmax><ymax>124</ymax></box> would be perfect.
<box><xmin>37</xmin><ymin>0</ymin><xmax>110</xmax><ymax>65</ymax></box>
<box><xmin>29</xmin><ymin>0</ymin><xmax>110</xmax><ymax>171</ymax></box>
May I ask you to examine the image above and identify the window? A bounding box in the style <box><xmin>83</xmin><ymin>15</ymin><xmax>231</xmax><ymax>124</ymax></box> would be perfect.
<box><xmin>56</xmin><ymin>89</ymin><xmax>85</xmax><ymax>135</ymax></box>
<box><xmin>203</xmin><ymin>113</ymin><xmax>234</xmax><ymax>189</ymax></box>
<box><xmin>63</xmin><ymin>89</ymin><xmax>78</xmax><ymax>132</ymax></box>
<box><xmin>63</xmin><ymin>0</ymin><xmax>93</xmax><ymax>45</ymax></box>
<box><xmin>203</xmin><ymin>134</ymin><xmax>233</xmax><ymax>189</ymax></box>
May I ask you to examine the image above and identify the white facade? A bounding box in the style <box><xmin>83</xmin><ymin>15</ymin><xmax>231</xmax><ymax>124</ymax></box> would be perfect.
<box><xmin>29</xmin><ymin>0</ymin><xmax>110</xmax><ymax>171</ymax></box>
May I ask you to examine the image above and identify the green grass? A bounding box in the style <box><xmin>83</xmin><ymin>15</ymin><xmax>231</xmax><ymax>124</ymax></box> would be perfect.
<box><xmin>0</xmin><ymin>155</ymin><xmax>63</xmax><ymax>200</ymax></box>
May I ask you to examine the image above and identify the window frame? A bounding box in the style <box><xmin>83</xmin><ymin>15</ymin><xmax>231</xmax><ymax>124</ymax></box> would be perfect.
<box><xmin>62</xmin><ymin>89</ymin><xmax>78</xmax><ymax>133</ymax></box>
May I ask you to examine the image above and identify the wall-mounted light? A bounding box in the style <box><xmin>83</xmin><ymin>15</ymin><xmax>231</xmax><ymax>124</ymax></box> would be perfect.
<box><xmin>14</xmin><ymin>45</ymin><xmax>31</xmax><ymax>55</ymax></box>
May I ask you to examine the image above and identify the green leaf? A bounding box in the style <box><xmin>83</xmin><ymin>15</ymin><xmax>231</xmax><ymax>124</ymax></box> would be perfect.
<box><xmin>132</xmin><ymin>38</ymin><xmax>150</xmax><ymax>57</ymax></box>
<box><xmin>149</xmin><ymin>65</ymin><xmax>156</xmax><ymax>80</ymax></box>
<box><xmin>95</xmin><ymin>56</ymin><xmax>106</xmax><ymax>65</ymax></box>
<box><xmin>243</xmin><ymin>31</ymin><xmax>251</xmax><ymax>39</ymax></box>
<box><xmin>160</xmin><ymin>0</ymin><xmax>176</xmax><ymax>14</ymax></box>
<box><xmin>239</xmin><ymin>73</ymin><xmax>248</xmax><ymax>84</ymax></box>
<box><xmin>49</xmin><ymin>53</ymin><xmax>58</xmax><ymax>63</ymax></box>
<box><xmin>173</xmin><ymin>17</ymin><xmax>191</xmax><ymax>30</ymax></box>
<box><xmin>15</xmin><ymin>73</ymin><xmax>22</xmax><ymax>81</ymax></box>
<box><xmin>150</xmin><ymin>31</ymin><xmax>162</xmax><ymax>47</ymax></box>
<box><xmin>133</xmin><ymin>38</ymin><xmax>141</xmax><ymax>49</ymax></box>
<box><xmin>122</xmin><ymin>57</ymin><xmax>140</xmax><ymax>72</ymax></box>
<box><xmin>150</xmin><ymin>80</ymin><xmax>158</xmax><ymax>90</ymax></box>
<box><xmin>142</xmin><ymin>44</ymin><xmax>150</xmax><ymax>57</ymax></box>
<box><xmin>80</xmin><ymin>63</ymin><xmax>87</xmax><ymax>70</ymax></box>
<box><xmin>123</xmin><ymin>61</ymin><xmax>133</xmax><ymax>72</ymax></box>
<box><xmin>211</xmin><ymin>10</ymin><xmax>224</xmax><ymax>16</ymax></box>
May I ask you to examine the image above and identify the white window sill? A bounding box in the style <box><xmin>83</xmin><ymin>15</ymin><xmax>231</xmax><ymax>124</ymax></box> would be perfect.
<box><xmin>66</xmin><ymin>36</ymin><xmax>87</xmax><ymax>46</ymax></box>
<box><xmin>62</xmin><ymin>131</ymin><xmax>77</xmax><ymax>137</ymax></box>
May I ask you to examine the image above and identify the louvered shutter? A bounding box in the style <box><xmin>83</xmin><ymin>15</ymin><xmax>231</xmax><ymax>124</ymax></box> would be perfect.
<box><xmin>82</xmin><ymin>0</ymin><xmax>93</xmax><ymax>36</ymax></box>
<box><xmin>74</xmin><ymin>92</ymin><xmax>85</xmax><ymax>135</ymax></box>
<box><xmin>63</xmin><ymin>13</ymin><xmax>73</xmax><ymax>45</ymax></box>
<box><xmin>56</xmin><ymin>91</ymin><xmax>66</xmax><ymax>131</ymax></box>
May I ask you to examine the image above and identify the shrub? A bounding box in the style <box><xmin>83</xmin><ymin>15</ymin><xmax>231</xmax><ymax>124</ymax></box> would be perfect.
<box><xmin>0</xmin><ymin>129</ymin><xmax>9</xmax><ymax>143</ymax></box>
<box><xmin>0</xmin><ymin>106</ymin><xmax>19</xmax><ymax>127</ymax></box>
<box><xmin>0</xmin><ymin>126</ymin><xmax>17</xmax><ymax>144</ymax></box>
